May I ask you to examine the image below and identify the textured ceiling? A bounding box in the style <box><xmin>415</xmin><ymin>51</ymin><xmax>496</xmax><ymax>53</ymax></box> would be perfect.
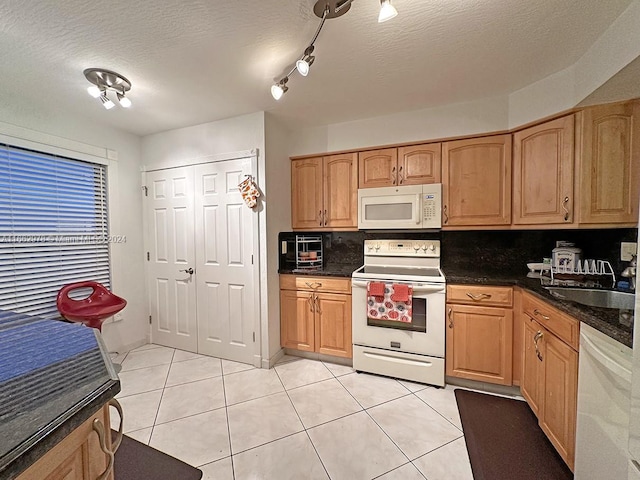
<box><xmin>0</xmin><ymin>0</ymin><xmax>634</xmax><ymax>136</ymax></box>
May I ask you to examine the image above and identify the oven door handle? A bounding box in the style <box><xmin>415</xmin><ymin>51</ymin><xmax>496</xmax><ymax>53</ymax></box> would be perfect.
<box><xmin>351</xmin><ymin>279</ymin><xmax>444</xmax><ymax>294</ymax></box>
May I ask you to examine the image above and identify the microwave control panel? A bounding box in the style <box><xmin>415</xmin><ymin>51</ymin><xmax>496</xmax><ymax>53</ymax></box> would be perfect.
<box><xmin>423</xmin><ymin>193</ymin><xmax>438</xmax><ymax>221</ymax></box>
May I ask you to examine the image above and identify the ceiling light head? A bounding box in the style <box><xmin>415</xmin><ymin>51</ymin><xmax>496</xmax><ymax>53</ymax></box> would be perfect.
<box><xmin>117</xmin><ymin>92</ymin><xmax>132</xmax><ymax>108</ymax></box>
<box><xmin>378</xmin><ymin>0</ymin><xmax>398</xmax><ymax>23</ymax></box>
<box><xmin>100</xmin><ymin>92</ymin><xmax>115</xmax><ymax>110</ymax></box>
<box><xmin>271</xmin><ymin>79</ymin><xmax>289</xmax><ymax>100</ymax></box>
<box><xmin>87</xmin><ymin>85</ymin><xmax>102</xmax><ymax>98</ymax></box>
<box><xmin>296</xmin><ymin>58</ymin><xmax>311</xmax><ymax>77</ymax></box>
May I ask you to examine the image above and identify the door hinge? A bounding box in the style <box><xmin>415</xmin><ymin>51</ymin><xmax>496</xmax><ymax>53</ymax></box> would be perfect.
<box><xmin>253</xmin><ymin>332</ymin><xmax>255</xmax><ymax>342</ymax></box>
<box><xmin>149</xmin><ymin>315</ymin><xmax>152</xmax><ymax>324</ymax></box>
<box><xmin>142</xmin><ymin>186</ymin><xmax>148</xmax><ymax>196</ymax></box>
<box><xmin>147</xmin><ymin>252</ymin><xmax>150</xmax><ymax>261</ymax></box>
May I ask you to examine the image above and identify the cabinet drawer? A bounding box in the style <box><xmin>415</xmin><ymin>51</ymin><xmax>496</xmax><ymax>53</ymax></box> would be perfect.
<box><xmin>522</xmin><ymin>292</ymin><xmax>579</xmax><ymax>350</ymax></box>
<box><xmin>447</xmin><ymin>285</ymin><xmax>513</xmax><ymax>307</ymax></box>
<box><xmin>280</xmin><ymin>275</ymin><xmax>351</xmax><ymax>294</ymax></box>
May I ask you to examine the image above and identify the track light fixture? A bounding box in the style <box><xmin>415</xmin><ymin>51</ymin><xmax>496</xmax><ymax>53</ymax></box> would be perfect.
<box><xmin>270</xmin><ymin>0</ymin><xmax>398</xmax><ymax>100</ymax></box>
<box><xmin>84</xmin><ymin>68</ymin><xmax>133</xmax><ymax>110</ymax></box>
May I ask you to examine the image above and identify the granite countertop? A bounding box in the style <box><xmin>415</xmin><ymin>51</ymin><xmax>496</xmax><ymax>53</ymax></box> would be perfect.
<box><xmin>0</xmin><ymin>310</ymin><xmax>120</xmax><ymax>479</ymax></box>
<box><xmin>444</xmin><ymin>268</ymin><xmax>634</xmax><ymax>348</ymax></box>
<box><xmin>279</xmin><ymin>263</ymin><xmax>360</xmax><ymax>278</ymax></box>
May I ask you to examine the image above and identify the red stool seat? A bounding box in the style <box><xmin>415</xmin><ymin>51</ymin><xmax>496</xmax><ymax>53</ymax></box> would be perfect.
<box><xmin>56</xmin><ymin>281</ymin><xmax>127</xmax><ymax>331</ymax></box>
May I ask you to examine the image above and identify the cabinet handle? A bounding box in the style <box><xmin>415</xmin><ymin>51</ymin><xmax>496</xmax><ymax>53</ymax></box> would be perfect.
<box><xmin>391</xmin><ymin>166</ymin><xmax>397</xmax><ymax>185</ymax></box>
<box><xmin>534</xmin><ymin>331</ymin><xmax>544</xmax><ymax>362</ymax></box>
<box><xmin>318</xmin><ymin>210</ymin><xmax>323</xmax><ymax>227</ymax></box>
<box><xmin>324</xmin><ymin>209</ymin><xmax>327</xmax><ymax>226</ymax></box>
<box><xmin>314</xmin><ymin>294</ymin><xmax>321</xmax><ymax>314</ymax></box>
<box><xmin>466</xmin><ymin>292</ymin><xmax>491</xmax><ymax>301</ymax></box>
<box><xmin>308</xmin><ymin>294</ymin><xmax>315</xmax><ymax>312</ymax></box>
<box><xmin>533</xmin><ymin>309</ymin><xmax>550</xmax><ymax>321</ymax></box>
<box><xmin>398</xmin><ymin>166</ymin><xmax>403</xmax><ymax>185</ymax></box>
<box><xmin>562</xmin><ymin>196</ymin><xmax>570</xmax><ymax>221</ymax></box>
<box><xmin>92</xmin><ymin>398</ymin><xmax>124</xmax><ymax>480</ymax></box>
<box><xmin>109</xmin><ymin>398</ymin><xmax>124</xmax><ymax>453</ymax></box>
<box><xmin>305</xmin><ymin>281</ymin><xmax>322</xmax><ymax>289</ymax></box>
<box><xmin>443</xmin><ymin>205</ymin><xmax>448</xmax><ymax>224</ymax></box>
<box><xmin>447</xmin><ymin>308</ymin><xmax>453</xmax><ymax>328</ymax></box>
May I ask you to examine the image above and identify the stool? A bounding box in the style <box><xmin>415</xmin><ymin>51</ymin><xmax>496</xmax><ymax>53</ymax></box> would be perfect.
<box><xmin>56</xmin><ymin>281</ymin><xmax>127</xmax><ymax>332</ymax></box>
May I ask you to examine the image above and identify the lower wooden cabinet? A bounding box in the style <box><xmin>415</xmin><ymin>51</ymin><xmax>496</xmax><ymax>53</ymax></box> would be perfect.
<box><xmin>445</xmin><ymin>285</ymin><xmax>514</xmax><ymax>385</ymax></box>
<box><xmin>17</xmin><ymin>403</ymin><xmax>116</xmax><ymax>480</ymax></box>
<box><xmin>280</xmin><ymin>275</ymin><xmax>352</xmax><ymax>358</ymax></box>
<box><xmin>520</xmin><ymin>291</ymin><xmax>579</xmax><ymax>471</ymax></box>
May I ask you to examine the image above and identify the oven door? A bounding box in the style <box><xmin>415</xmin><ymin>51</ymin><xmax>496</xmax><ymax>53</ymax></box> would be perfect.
<box><xmin>351</xmin><ymin>279</ymin><xmax>445</xmax><ymax>356</ymax></box>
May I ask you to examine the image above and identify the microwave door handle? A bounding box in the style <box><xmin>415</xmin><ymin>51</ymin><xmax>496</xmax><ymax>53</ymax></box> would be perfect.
<box><xmin>415</xmin><ymin>194</ymin><xmax>421</xmax><ymax>224</ymax></box>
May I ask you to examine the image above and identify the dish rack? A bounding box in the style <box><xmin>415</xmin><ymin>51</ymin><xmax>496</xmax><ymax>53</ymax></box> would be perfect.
<box><xmin>550</xmin><ymin>259</ymin><xmax>616</xmax><ymax>286</ymax></box>
<box><xmin>295</xmin><ymin>235</ymin><xmax>323</xmax><ymax>271</ymax></box>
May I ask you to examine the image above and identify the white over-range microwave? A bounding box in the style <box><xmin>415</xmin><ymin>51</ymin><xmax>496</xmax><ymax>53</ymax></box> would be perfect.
<box><xmin>357</xmin><ymin>184</ymin><xmax>442</xmax><ymax>230</ymax></box>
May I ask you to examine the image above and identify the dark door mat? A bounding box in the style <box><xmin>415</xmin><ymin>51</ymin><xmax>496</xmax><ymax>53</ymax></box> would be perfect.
<box><xmin>454</xmin><ymin>389</ymin><xmax>573</xmax><ymax>480</ymax></box>
<box><xmin>112</xmin><ymin>430</ymin><xmax>203</xmax><ymax>480</ymax></box>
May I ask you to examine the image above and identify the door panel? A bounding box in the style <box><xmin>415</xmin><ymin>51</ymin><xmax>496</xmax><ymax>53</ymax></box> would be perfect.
<box><xmin>398</xmin><ymin>143</ymin><xmax>442</xmax><ymax>185</ymax></box>
<box><xmin>323</xmin><ymin>153</ymin><xmax>358</xmax><ymax>228</ymax></box>
<box><xmin>146</xmin><ymin>167</ymin><xmax>198</xmax><ymax>352</ymax></box>
<box><xmin>358</xmin><ymin>149</ymin><xmax>398</xmax><ymax>188</ymax></box>
<box><xmin>291</xmin><ymin>157</ymin><xmax>323</xmax><ymax>229</ymax></box>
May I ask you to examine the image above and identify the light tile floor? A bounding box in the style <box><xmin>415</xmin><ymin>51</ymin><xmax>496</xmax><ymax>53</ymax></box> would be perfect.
<box><xmin>110</xmin><ymin>345</ymin><xmax>474</xmax><ymax>480</ymax></box>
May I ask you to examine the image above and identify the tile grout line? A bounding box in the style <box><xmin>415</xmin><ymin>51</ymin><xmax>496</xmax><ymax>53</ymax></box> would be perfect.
<box><xmin>220</xmin><ymin>362</ymin><xmax>237</xmax><ymax>480</ymax></box>
<box><xmin>147</xmin><ymin>348</ymin><xmax>177</xmax><ymax>445</ymax></box>
<box><xmin>412</xmin><ymin>389</ymin><xmax>464</xmax><ymax>432</ymax></box>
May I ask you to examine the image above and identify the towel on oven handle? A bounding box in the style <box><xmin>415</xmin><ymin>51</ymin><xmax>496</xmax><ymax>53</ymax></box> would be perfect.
<box><xmin>367</xmin><ymin>282</ymin><xmax>413</xmax><ymax>323</ymax></box>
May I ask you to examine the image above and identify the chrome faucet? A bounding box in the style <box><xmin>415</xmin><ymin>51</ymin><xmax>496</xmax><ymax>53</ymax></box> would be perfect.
<box><xmin>621</xmin><ymin>254</ymin><xmax>637</xmax><ymax>291</ymax></box>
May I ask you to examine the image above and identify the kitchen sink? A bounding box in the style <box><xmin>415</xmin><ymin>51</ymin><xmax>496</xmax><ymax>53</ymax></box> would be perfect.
<box><xmin>544</xmin><ymin>287</ymin><xmax>635</xmax><ymax>310</ymax></box>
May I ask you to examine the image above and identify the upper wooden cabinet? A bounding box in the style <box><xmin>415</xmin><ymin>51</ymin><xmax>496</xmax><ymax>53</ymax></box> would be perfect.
<box><xmin>292</xmin><ymin>153</ymin><xmax>357</xmax><ymax>230</ymax></box>
<box><xmin>513</xmin><ymin>115</ymin><xmax>575</xmax><ymax>225</ymax></box>
<box><xmin>442</xmin><ymin>135</ymin><xmax>512</xmax><ymax>227</ymax></box>
<box><xmin>358</xmin><ymin>143</ymin><xmax>441</xmax><ymax>188</ymax></box>
<box><xmin>576</xmin><ymin>100</ymin><xmax>640</xmax><ymax>225</ymax></box>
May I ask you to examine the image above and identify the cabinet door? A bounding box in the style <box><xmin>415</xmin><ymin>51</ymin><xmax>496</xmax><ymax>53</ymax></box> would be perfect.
<box><xmin>442</xmin><ymin>135</ymin><xmax>512</xmax><ymax>227</ymax></box>
<box><xmin>280</xmin><ymin>290</ymin><xmax>315</xmax><ymax>352</ymax></box>
<box><xmin>445</xmin><ymin>304</ymin><xmax>513</xmax><ymax>385</ymax></box>
<box><xmin>315</xmin><ymin>293</ymin><xmax>352</xmax><ymax>358</ymax></box>
<box><xmin>323</xmin><ymin>153</ymin><xmax>358</xmax><ymax>229</ymax></box>
<box><xmin>577</xmin><ymin>100</ymin><xmax>640</xmax><ymax>225</ymax></box>
<box><xmin>291</xmin><ymin>157</ymin><xmax>323</xmax><ymax>229</ymax></box>
<box><xmin>397</xmin><ymin>143</ymin><xmax>441</xmax><ymax>185</ymax></box>
<box><xmin>540</xmin><ymin>331</ymin><xmax>578</xmax><ymax>471</ymax></box>
<box><xmin>513</xmin><ymin>115</ymin><xmax>575</xmax><ymax>225</ymax></box>
<box><xmin>521</xmin><ymin>315</ymin><xmax>544</xmax><ymax>416</ymax></box>
<box><xmin>358</xmin><ymin>148</ymin><xmax>398</xmax><ymax>188</ymax></box>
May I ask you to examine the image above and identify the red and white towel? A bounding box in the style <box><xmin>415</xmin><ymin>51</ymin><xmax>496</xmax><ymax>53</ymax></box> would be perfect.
<box><xmin>367</xmin><ymin>282</ymin><xmax>413</xmax><ymax>323</ymax></box>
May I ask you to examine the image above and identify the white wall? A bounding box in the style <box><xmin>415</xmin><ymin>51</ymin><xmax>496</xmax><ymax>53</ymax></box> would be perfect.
<box><xmin>289</xmin><ymin>95</ymin><xmax>510</xmax><ymax>157</ymax></box>
<box><xmin>264</xmin><ymin>113</ymin><xmax>292</xmax><ymax>365</ymax></box>
<box><xmin>141</xmin><ymin>112</ymin><xmax>273</xmax><ymax>366</ymax></box>
<box><xmin>0</xmin><ymin>103</ymin><xmax>147</xmax><ymax>354</ymax></box>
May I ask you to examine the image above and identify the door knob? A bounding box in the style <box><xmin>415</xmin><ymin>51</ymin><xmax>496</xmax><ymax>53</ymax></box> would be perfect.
<box><xmin>179</xmin><ymin>268</ymin><xmax>194</xmax><ymax>275</ymax></box>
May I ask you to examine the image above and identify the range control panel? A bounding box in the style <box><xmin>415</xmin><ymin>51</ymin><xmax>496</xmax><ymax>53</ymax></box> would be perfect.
<box><xmin>364</xmin><ymin>239</ymin><xmax>440</xmax><ymax>257</ymax></box>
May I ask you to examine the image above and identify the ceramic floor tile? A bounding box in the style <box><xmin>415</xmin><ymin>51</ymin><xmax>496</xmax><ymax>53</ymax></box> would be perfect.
<box><xmin>173</xmin><ymin>349</ymin><xmax>206</xmax><ymax>362</ymax></box>
<box><xmin>232</xmin><ymin>432</ymin><xmax>329</xmax><ymax>480</ymax></box>
<box><xmin>200</xmin><ymin>457</ymin><xmax>234</xmax><ymax>480</ymax></box>
<box><xmin>223</xmin><ymin>367</ymin><xmax>284</xmax><ymax>405</ymax></box>
<box><xmin>414</xmin><ymin>385</ymin><xmax>463</xmax><ymax>429</ymax></box>
<box><xmin>376</xmin><ymin>462</ymin><xmax>426</xmax><ymax>480</ymax></box>
<box><xmin>120</xmin><ymin>347</ymin><xmax>175</xmax><ymax>371</ymax></box>
<box><xmin>368</xmin><ymin>395</ymin><xmax>463</xmax><ymax>460</ymax></box>
<box><xmin>322</xmin><ymin>361</ymin><xmax>355</xmax><ymax>377</ymax></box>
<box><xmin>114</xmin><ymin>390</ymin><xmax>163</xmax><ymax>433</ymax></box>
<box><xmin>125</xmin><ymin>427</ymin><xmax>152</xmax><ymax>445</ymax></box>
<box><xmin>275</xmin><ymin>358</ymin><xmax>333</xmax><ymax>390</ymax></box>
<box><xmin>156</xmin><ymin>377</ymin><xmax>225</xmax><ymax>424</ymax></box>
<box><xmin>227</xmin><ymin>392</ymin><xmax>303</xmax><ymax>453</ymax></box>
<box><xmin>275</xmin><ymin>354</ymin><xmax>303</xmax><ymax>365</ymax></box>
<box><xmin>150</xmin><ymin>409</ymin><xmax>231</xmax><ymax>467</ymax></box>
<box><xmin>412</xmin><ymin>438</ymin><xmax>473</xmax><ymax>480</ymax></box>
<box><xmin>308</xmin><ymin>411</ymin><xmax>407</xmax><ymax>480</ymax></box>
<box><xmin>165</xmin><ymin>356</ymin><xmax>222</xmax><ymax>387</ymax></box>
<box><xmin>130</xmin><ymin>343</ymin><xmax>164</xmax><ymax>352</ymax></box>
<box><xmin>288</xmin><ymin>378</ymin><xmax>362</xmax><ymax>428</ymax></box>
<box><xmin>110</xmin><ymin>352</ymin><xmax>128</xmax><ymax>364</ymax></box>
<box><xmin>338</xmin><ymin>372</ymin><xmax>411</xmax><ymax>408</ymax></box>
<box><xmin>221</xmin><ymin>358</ymin><xmax>255</xmax><ymax>375</ymax></box>
<box><xmin>117</xmin><ymin>363</ymin><xmax>170</xmax><ymax>398</ymax></box>
<box><xmin>398</xmin><ymin>379</ymin><xmax>430</xmax><ymax>393</ymax></box>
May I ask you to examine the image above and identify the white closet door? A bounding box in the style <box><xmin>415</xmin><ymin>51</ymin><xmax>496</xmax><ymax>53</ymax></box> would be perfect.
<box><xmin>194</xmin><ymin>158</ymin><xmax>257</xmax><ymax>364</ymax></box>
<box><xmin>146</xmin><ymin>167</ymin><xmax>198</xmax><ymax>352</ymax></box>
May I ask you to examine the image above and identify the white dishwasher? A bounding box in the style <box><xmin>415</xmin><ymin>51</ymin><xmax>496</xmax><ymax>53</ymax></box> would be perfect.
<box><xmin>574</xmin><ymin>323</ymin><xmax>633</xmax><ymax>480</ymax></box>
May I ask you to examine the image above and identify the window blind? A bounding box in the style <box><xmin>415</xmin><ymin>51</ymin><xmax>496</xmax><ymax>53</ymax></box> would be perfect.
<box><xmin>0</xmin><ymin>144</ymin><xmax>110</xmax><ymax>318</ymax></box>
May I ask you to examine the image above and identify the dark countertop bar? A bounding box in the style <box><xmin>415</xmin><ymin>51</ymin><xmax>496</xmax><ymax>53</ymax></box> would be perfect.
<box><xmin>0</xmin><ymin>310</ymin><xmax>120</xmax><ymax>479</ymax></box>
<box><xmin>444</xmin><ymin>268</ymin><xmax>634</xmax><ymax>348</ymax></box>
<box><xmin>279</xmin><ymin>263</ymin><xmax>360</xmax><ymax>278</ymax></box>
